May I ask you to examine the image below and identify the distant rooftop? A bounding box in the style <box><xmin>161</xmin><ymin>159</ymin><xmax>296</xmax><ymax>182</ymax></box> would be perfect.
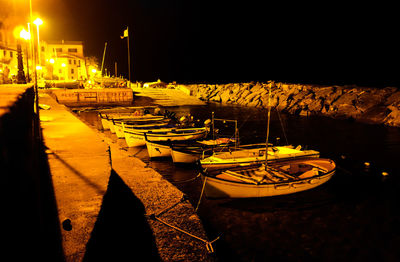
<box><xmin>46</xmin><ymin>40</ymin><xmax>84</xmax><ymax>45</ymax></box>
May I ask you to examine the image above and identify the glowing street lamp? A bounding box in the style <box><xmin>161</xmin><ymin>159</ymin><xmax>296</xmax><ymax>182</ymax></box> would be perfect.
<box><xmin>33</xmin><ymin>18</ymin><xmax>43</xmax><ymax>73</ymax></box>
<box><xmin>19</xmin><ymin>28</ymin><xmax>31</xmax><ymax>40</ymax></box>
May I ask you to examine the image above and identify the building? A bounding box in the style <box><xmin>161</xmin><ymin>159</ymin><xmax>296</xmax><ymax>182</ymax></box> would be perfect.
<box><xmin>1</xmin><ymin>1</ymin><xmax>94</xmax><ymax>83</ymax></box>
<box><xmin>42</xmin><ymin>40</ymin><xmax>88</xmax><ymax>81</ymax></box>
<box><xmin>0</xmin><ymin>3</ymin><xmax>26</xmax><ymax>83</ymax></box>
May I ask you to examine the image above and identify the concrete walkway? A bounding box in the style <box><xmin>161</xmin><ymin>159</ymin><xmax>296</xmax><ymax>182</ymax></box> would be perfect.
<box><xmin>39</xmin><ymin>91</ymin><xmax>211</xmax><ymax>261</ymax></box>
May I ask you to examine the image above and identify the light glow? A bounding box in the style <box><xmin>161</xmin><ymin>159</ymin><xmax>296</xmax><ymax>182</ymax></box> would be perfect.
<box><xmin>33</xmin><ymin>18</ymin><xmax>43</xmax><ymax>26</ymax></box>
<box><xmin>19</xmin><ymin>28</ymin><xmax>31</xmax><ymax>40</ymax></box>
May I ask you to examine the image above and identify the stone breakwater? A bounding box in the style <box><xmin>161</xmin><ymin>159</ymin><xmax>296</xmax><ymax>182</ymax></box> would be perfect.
<box><xmin>180</xmin><ymin>82</ymin><xmax>400</xmax><ymax>127</ymax></box>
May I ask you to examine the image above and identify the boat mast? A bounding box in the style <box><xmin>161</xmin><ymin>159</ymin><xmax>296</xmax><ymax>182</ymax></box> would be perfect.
<box><xmin>265</xmin><ymin>81</ymin><xmax>273</xmax><ymax>170</ymax></box>
<box><xmin>212</xmin><ymin>111</ymin><xmax>215</xmax><ymax>142</ymax></box>
<box><xmin>101</xmin><ymin>42</ymin><xmax>107</xmax><ymax>77</ymax></box>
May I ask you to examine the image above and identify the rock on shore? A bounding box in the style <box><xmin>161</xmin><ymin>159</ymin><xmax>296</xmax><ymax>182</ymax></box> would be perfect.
<box><xmin>180</xmin><ymin>82</ymin><xmax>400</xmax><ymax>127</ymax></box>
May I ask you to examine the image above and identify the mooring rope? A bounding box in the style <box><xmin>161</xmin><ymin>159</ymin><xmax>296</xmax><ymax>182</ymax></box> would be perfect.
<box><xmin>195</xmin><ymin>174</ymin><xmax>207</xmax><ymax>212</ymax></box>
<box><xmin>172</xmin><ymin>172</ymin><xmax>201</xmax><ymax>184</ymax></box>
<box><xmin>151</xmin><ymin>215</ymin><xmax>220</xmax><ymax>253</ymax></box>
<box><xmin>276</xmin><ymin>109</ymin><xmax>289</xmax><ymax>145</ymax></box>
<box><xmin>147</xmin><ymin>192</ymin><xmax>219</xmax><ymax>253</ymax></box>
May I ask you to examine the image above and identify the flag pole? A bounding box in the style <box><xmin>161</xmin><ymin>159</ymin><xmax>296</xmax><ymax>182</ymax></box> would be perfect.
<box><xmin>126</xmin><ymin>27</ymin><xmax>131</xmax><ymax>87</ymax></box>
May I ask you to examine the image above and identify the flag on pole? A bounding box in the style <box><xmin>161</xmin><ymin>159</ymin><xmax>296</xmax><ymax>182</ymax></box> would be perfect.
<box><xmin>120</xmin><ymin>27</ymin><xmax>128</xmax><ymax>39</ymax></box>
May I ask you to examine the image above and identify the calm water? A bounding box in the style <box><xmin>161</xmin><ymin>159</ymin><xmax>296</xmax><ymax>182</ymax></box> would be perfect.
<box><xmin>76</xmin><ymin>103</ymin><xmax>400</xmax><ymax>261</ymax></box>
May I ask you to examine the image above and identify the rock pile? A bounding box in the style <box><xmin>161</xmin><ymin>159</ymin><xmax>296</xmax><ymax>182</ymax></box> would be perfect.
<box><xmin>182</xmin><ymin>82</ymin><xmax>400</xmax><ymax>127</ymax></box>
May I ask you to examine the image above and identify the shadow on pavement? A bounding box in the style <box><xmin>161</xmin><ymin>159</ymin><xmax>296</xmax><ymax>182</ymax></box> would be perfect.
<box><xmin>83</xmin><ymin>169</ymin><xmax>161</xmax><ymax>261</ymax></box>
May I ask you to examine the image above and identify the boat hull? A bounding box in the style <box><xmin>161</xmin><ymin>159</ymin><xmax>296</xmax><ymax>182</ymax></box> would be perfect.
<box><xmin>200</xmin><ymin>146</ymin><xmax>320</xmax><ymax>171</ymax></box>
<box><xmin>125</xmin><ymin>127</ymin><xmax>207</xmax><ymax>147</ymax></box>
<box><xmin>146</xmin><ymin>141</ymin><xmax>172</xmax><ymax>158</ymax></box>
<box><xmin>201</xmin><ymin>158</ymin><xmax>335</xmax><ymax>198</ymax></box>
<box><xmin>114</xmin><ymin>120</ymin><xmax>170</xmax><ymax>139</ymax></box>
<box><xmin>171</xmin><ymin>148</ymin><xmax>203</xmax><ymax>163</ymax></box>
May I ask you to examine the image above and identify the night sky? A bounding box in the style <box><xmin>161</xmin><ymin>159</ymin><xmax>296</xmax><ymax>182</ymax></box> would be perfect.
<box><xmin>36</xmin><ymin>1</ymin><xmax>398</xmax><ymax>86</ymax></box>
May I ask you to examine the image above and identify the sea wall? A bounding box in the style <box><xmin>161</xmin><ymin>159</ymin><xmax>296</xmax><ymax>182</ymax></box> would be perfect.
<box><xmin>0</xmin><ymin>85</ymin><xmax>64</xmax><ymax>261</ymax></box>
<box><xmin>47</xmin><ymin>88</ymin><xmax>134</xmax><ymax>107</ymax></box>
<box><xmin>179</xmin><ymin>82</ymin><xmax>400</xmax><ymax>127</ymax></box>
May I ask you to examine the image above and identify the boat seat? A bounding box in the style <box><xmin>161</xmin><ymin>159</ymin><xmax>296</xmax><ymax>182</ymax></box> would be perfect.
<box><xmin>298</xmin><ymin>168</ymin><xmax>319</xmax><ymax>179</ymax></box>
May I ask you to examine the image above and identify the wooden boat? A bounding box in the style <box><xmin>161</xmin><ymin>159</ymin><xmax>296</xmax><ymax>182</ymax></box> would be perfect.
<box><xmin>169</xmin><ymin>138</ymin><xmax>237</xmax><ymax>163</ymax></box>
<box><xmin>124</xmin><ymin>126</ymin><xmax>208</xmax><ymax>147</ymax></box>
<box><xmin>200</xmin><ymin>144</ymin><xmax>320</xmax><ymax>171</ymax></box>
<box><xmin>146</xmin><ymin>137</ymin><xmax>234</xmax><ymax>160</ymax></box>
<box><xmin>113</xmin><ymin>118</ymin><xmax>170</xmax><ymax>138</ymax></box>
<box><xmin>104</xmin><ymin>114</ymin><xmax>165</xmax><ymax>134</ymax></box>
<box><xmin>98</xmin><ymin>106</ymin><xmax>163</xmax><ymax>131</ymax></box>
<box><xmin>200</xmin><ymin>158</ymin><xmax>336</xmax><ymax>198</ymax></box>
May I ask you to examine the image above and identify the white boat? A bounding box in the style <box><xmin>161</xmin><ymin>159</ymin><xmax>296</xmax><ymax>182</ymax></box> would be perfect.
<box><xmin>200</xmin><ymin>158</ymin><xmax>336</xmax><ymax>198</ymax></box>
<box><xmin>170</xmin><ymin>138</ymin><xmax>236</xmax><ymax>163</ymax></box>
<box><xmin>125</xmin><ymin>127</ymin><xmax>208</xmax><ymax>147</ymax></box>
<box><xmin>147</xmin><ymin>138</ymin><xmax>233</xmax><ymax>160</ymax></box>
<box><xmin>145</xmin><ymin>139</ymin><xmax>175</xmax><ymax>158</ymax></box>
<box><xmin>105</xmin><ymin>115</ymin><xmax>165</xmax><ymax>134</ymax></box>
<box><xmin>113</xmin><ymin>118</ymin><xmax>169</xmax><ymax>138</ymax></box>
<box><xmin>98</xmin><ymin>106</ymin><xmax>161</xmax><ymax>130</ymax></box>
<box><xmin>200</xmin><ymin>144</ymin><xmax>320</xmax><ymax>171</ymax></box>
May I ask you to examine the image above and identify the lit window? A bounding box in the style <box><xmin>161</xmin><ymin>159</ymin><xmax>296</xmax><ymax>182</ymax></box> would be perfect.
<box><xmin>56</xmin><ymin>48</ymin><xmax>62</xmax><ymax>53</ymax></box>
<box><xmin>68</xmin><ymin>48</ymin><xmax>78</xmax><ymax>53</ymax></box>
<box><xmin>74</xmin><ymin>60</ymin><xmax>76</xmax><ymax>65</ymax></box>
<box><xmin>10</xmin><ymin>51</ymin><xmax>13</xmax><ymax>58</ymax></box>
<box><xmin>69</xmin><ymin>59</ymin><xmax>71</xmax><ymax>64</ymax></box>
<box><xmin>71</xmin><ymin>68</ymin><xmax>74</xmax><ymax>74</ymax></box>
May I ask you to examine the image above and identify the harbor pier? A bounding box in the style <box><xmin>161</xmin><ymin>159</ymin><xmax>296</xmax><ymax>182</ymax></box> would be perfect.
<box><xmin>1</xmin><ymin>85</ymin><xmax>211</xmax><ymax>261</ymax></box>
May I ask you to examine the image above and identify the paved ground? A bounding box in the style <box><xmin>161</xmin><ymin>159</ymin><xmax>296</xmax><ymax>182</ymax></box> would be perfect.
<box><xmin>39</xmin><ymin>91</ymin><xmax>212</xmax><ymax>261</ymax></box>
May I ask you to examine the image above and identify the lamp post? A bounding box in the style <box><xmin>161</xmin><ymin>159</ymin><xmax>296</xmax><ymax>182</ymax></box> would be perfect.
<box><xmin>19</xmin><ymin>28</ymin><xmax>31</xmax><ymax>82</ymax></box>
<box><xmin>62</xmin><ymin>62</ymin><xmax>66</xmax><ymax>88</ymax></box>
<box><xmin>33</xmin><ymin>18</ymin><xmax>43</xmax><ymax>78</ymax></box>
<box><xmin>49</xmin><ymin>58</ymin><xmax>54</xmax><ymax>81</ymax></box>
<box><xmin>27</xmin><ymin>0</ymin><xmax>41</xmax><ymax>142</ymax></box>
<box><xmin>16</xmin><ymin>41</ymin><xmax>27</xmax><ymax>84</ymax></box>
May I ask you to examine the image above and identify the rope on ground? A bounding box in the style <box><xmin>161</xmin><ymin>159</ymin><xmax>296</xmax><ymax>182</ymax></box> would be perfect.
<box><xmin>147</xmin><ymin>192</ymin><xmax>219</xmax><ymax>253</ymax></box>
<box><xmin>150</xmin><ymin>215</ymin><xmax>220</xmax><ymax>253</ymax></box>
<box><xmin>155</xmin><ymin>195</ymin><xmax>188</xmax><ymax>217</ymax></box>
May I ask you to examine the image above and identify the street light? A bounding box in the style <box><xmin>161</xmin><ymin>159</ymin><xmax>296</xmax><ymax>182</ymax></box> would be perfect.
<box><xmin>33</xmin><ymin>18</ymin><xmax>43</xmax><ymax>76</ymax></box>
